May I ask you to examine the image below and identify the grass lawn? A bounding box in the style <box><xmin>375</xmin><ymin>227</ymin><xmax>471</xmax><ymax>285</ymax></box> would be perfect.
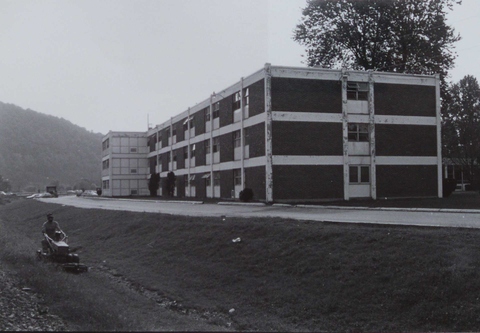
<box><xmin>313</xmin><ymin>191</ymin><xmax>480</xmax><ymax>209</ymax></box>
<box><xmin>1</xmin><ymin>195</ymin><xmax>480</xmax><ymax>331</ymax></box>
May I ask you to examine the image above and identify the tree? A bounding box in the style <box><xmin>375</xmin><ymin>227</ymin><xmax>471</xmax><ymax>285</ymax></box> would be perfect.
<box><xmin>442</xmin><ymin>75</ymin><xmax>480</xmax><ymax>189</ymax></box>
<box><xmin>294</xmin><ymin>0</ymin><xmax>461</xmax><ymax>81</ymax></box>
<box><xmin>148</xmin><ymin>173</ymin><xmax>161</xmax><ymax>197</ymax></box>
<box><xmin>165</xmin><ymin>172</ymin><xmax>176</xmax><ymax>197</ymax></box>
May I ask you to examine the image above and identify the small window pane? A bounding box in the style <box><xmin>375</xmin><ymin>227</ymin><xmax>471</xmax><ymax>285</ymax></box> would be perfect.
<box><xmin>360</xmin><ymin>166</ymin><xmax>370</xmax><ymax>183</ymax></box>
<box><xmin>349</xmin><ymin>166</ymin><xmax>358</xmax><ymax>183</ymax></box>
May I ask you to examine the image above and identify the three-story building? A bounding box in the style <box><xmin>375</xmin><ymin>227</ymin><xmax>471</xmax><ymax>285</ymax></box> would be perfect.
<box><xmin>101</xmin><ymin>64</ymin><xmax>442</xmax><ymax>202</ymax></box>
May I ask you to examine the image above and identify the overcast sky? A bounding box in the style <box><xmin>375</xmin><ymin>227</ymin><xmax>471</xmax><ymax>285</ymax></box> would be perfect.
<box><xmin>1</xmin><ymin>0</ymin><xmax>479</xmax><ymax>135</ymax></box>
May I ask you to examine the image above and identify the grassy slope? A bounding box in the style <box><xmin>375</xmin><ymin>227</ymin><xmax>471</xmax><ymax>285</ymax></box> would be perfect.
<box><xmin>2</xmin><ymin>197</ymin><xmax>480</xmax><ymax>331</ymax></box>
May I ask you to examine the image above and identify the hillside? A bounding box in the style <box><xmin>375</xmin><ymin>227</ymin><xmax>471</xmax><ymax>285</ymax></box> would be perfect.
<box><xmin>0</xmin><ymin>102</ymin><xmax>103</xmax><ymax>191</ymax></box>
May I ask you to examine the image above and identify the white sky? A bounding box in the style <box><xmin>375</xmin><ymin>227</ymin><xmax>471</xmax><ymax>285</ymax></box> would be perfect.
<box><xmin>1</xmin><ymin>0</ymin><xmax>479</xmax><ymax>134</ymax></box>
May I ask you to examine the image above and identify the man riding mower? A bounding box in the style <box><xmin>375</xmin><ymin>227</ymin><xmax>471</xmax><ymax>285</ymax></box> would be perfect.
<box><xmin>38</xmin><ymin>213</ymin><xmax>88</xmax><ymax>273</ymax></box>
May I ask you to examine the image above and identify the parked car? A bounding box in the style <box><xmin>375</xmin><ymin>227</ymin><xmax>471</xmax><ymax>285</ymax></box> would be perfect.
<box><xmin>81</xmin><ymin>190</ymin><xmax>98</xmax><ymax>197</ymax></box>
<box><xmin>26</xmin><ymin>192</ymin><xmax>53</xmax><ymax>199</ymax></box>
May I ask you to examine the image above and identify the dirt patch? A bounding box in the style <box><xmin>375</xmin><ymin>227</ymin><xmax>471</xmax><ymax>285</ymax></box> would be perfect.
<box><xmin>2</xmin><ymin>197</ymin><xmax>480</xmax><ymax>331</ymax></box>
<box><xmin>0</xmin><ymin>267</ymin><xmax>67</xmax><ymax>331</ymax></box>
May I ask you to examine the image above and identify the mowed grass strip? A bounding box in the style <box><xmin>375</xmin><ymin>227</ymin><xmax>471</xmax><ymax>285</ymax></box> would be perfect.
<box><xmin>2</xmin><ymin>198</ymin><xmax>480</xmax><ymax>331</ymax></box>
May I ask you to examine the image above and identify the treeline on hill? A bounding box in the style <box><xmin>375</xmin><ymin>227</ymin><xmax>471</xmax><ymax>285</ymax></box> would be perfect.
<box><xmin>0</xmin><ymin>102</ymin><xmax>103</xmax><ymax>192</ymax></box>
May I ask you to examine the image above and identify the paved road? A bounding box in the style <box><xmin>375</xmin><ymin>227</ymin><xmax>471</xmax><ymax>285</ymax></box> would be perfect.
<box><xmin>38</xmin><ymin>196</ymin><xmax>480</xmax><ymax>229</ymax></box>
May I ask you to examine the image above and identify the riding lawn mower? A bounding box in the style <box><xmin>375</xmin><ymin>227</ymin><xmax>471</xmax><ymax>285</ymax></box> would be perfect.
<box><xmin>37</xmin><ymin>231</ymin><xmax>88</xmax><ymax>273</ymax></box>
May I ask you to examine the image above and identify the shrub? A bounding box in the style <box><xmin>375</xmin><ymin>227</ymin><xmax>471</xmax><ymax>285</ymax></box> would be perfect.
<box><xmin>239</xmin><ymin>188</ymin><xmax>254</xmax><ymax>202</ymax></box>
<box><xmin>443</xmin><ymin>178</ymin><xmax>457</xmax><ymax>198</ymax></box>
<box><xmin>148</xmin><ymin>173</ymin><xmax>160</xmax><ymax>197</ymax></box>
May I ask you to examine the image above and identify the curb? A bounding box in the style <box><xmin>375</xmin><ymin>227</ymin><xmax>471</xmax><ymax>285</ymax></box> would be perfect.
<box><xmin>78</xmin><ymin>196</ymin><xmax>480</xmax><ymax>213</ymax></box>
<box><xmin>294</xmin><ymin>204</ymin><xmax>480</xmax><ymax>214</ymax></box>
<box><xmin>81</xmin><ymin>197</ymin><xmax>204</xmax><ymax>205</ymax></box>
<box><xmin>217</xmin><ymin>202</ymin><xmax>266</xmax><ymax>206</ymax></box>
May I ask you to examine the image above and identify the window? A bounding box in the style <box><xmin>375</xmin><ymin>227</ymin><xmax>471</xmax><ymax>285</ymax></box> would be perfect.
<box><xmin>102</xmin><ymin>159</ymin><xmax>109</xmax><ymax>170</ymax></box>
<box><xmin>131</xmin><ymin>189</ymin><xmax>138</xmax><ymax>195</ymax></box>
<box><xmin>233</xmin><ymin>130</ymin><xmax>241</xmax><ymax>148</ymax></box>
<box><xmin>213</xmin><ymin>137</ymin><xmax>220</xmax><ymax>153</ymax></box>
<box><xmin>130</xmin><ymin>148</ymin><xmax>137</xmax><ymax>153</ymax></box>
<box><xmin>348</xmin><ymin>123</ymin><xmax>369</xmax><ymax>142</ymax></box>
<box><xmin>172</xmin><ymin>128</ymin><xmax>177</xmax><ymax>137</ymax></box>
<box><xmin>349</xmin><ymin>165</ymin><xmax>370</xmax><ymax>184</ymax></box>
<box><xmin>213</xmin><ymin>172</ymin><xmax>220</xmax><ymax>186</ymax></box>
<box><xmin>347</xmin><ymin>82</ymin><xmax>369</xmax><ymax>100</ymax></box>
<box><xmin>205</xmin><ymin>140</ymin><xmax>210</xmax><ymax>154</ymax></box>
<box><xmin>204</xmin><ymin>108</ymin><xmax>210</xmax><ymax>122</ymax></box>
<box><xmin>102</xmin><ymin>139</ymin><xmax>109</xmax><ymax>150</ymax></box>
<box><xmin>213</xmin><ymin>102</ymin><xmax>220</xmax><ymax>118</ymax></box>
<box><xmin>183</xmin><ymin>146</ymin><xmax>188</xmax><ymax>159</ymax></box>
<box><xmin>203</xmin><ymin>173</ymin><xmax>211</xmax><ymax>186</ymax></box>
<box><xmin>130</xmin><ymin>169</ymin><xmax>137</xmax><ymax>174</ymax></box>
<box><xmin>158</xmin><ymin>133</ymin><xmax>162</xmax><ymax>142</ymax></box>
<box><xmin>184</xmin><ymin>174</ymin><xmax>188</xmax><ymax>185</ymax></box>
<box><xmin>165</xmin><ymin>129</ymin><xmax>170</xmax><ymax>139</ymax></box>
<box><xmin>102</xmin><ymin>180</ymin><xmax>109</xmax><ymax>189</ymax></box>
<box><xmin>233</xmin><ymin>92</ymin><xmax>241</xmax><ymax>110</ymax></box>
<box><xmin>243</xmin><ymin>88</ymin><xmax>249</xmax><ymax>106</ymax></box>
<box><xmin>190</xmin><ymin>144</ymin><xmax>196</xmax><ymax>158</ymax></box>
<box><xmin>182</xmin><ymin>117</ymin><xmax>194</xmax><ymax>131</ymax></box>
<box><xmin>233</xmin><ymin>169</ymin><xmax>241</xmax><ymax>186</ymax></box>
<box><xmin>244</xmin><ymin>128</ymin><xmax>249</xmax><ymax>146</ymax></box>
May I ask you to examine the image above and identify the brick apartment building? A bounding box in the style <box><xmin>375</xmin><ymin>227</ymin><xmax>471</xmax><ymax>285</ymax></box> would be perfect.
<box><xmin>101</xmin><ymin>64</ymin><xmax>442</xmax><ymax>202</ymax></box>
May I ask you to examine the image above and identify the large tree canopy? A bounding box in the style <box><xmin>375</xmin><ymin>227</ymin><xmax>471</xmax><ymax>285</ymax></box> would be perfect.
<box><xmin>294</xmin><ymin>0</ymin><xmax>461</xmax><ymax>79</ymax></box>
<box><xmin>442</xmin><ymin>75</ymin><xmax>480</xmax><ymax>188</ymax></box>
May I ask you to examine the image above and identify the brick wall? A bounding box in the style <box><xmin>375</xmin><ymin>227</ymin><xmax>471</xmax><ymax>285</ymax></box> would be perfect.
<box><xmin>219</xmin><ymin>132</ymin><xmax>234</xmax><ymax>163</ymax></box>
<box><xmin>219</xmin><ymin>96</ymin><xmax>234</xmax><ymax>128</ymax></box>
<box><xmin>376</xmin><ymin>165</ymin><xmax>438</xmax><ymax>197</ymax></box>
<box><xmin>271</xmin><ymin>78</ymin><xmax>342</xmax><ymax>113</ymax></box>
<box><xmin>193</xmin><ymin>173</ymin><xmax>206</xmax><ymax>198</ymax></box>
<box><xmin>246</xmin><ymin>122</ymin><xmax>265</xmax><ymax>158</ymax></box>
<box><xmin>161</xmin><ymin>152</ymin><xmax>169</xmax><ymax>172</ymax></box>
<box><xmin>196</xmin><ymin>140</ymin><xmax>206</xmax><ymax>166</ymax></box>
<box><xmin>272</xmin><ymin>122</ymin><xmax>343</xmax><ymax>156</ymax></box>
<box><xmin>194</xmin><ymin>108</ymin><xmax>207</xmax><ymax>136</ymax></box>
<box><xmin>220</xmin><ymin>169</ymin><xmax>234</xmax><ymax>199</ymax></box>
<box><xmin>375</xmin><ymin>83</ymin><xmax>436</xmax><ymax>117</ymax></box>
<box><xmin>272</xmin><ymin>165</ymin><xmax>344</xmax><ymax>201</ymax></box>
<box><xmin>245</xmin><ymin>166</ymin><xmax>266</xmax><ymax>201</ymax></box>
<box><xmin>376</xmin><ymin>124</ymin><xmax>437</xmax><ymax>156</ymax></box>
<box><xmin>248</xmin><ymin>79</ymin><xmax>265</xmax><ymax>117</ymax></box>
<box><xmin>173</xmin><ymin>148</ymin><xmax>183</xmax><ymax>170</ymax></box>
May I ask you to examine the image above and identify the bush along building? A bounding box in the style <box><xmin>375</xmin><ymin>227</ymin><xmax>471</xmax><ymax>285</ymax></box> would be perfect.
<box><xmin>101</xmin><ymin>64</ymin><xmax>442</xmax><ymax>203</ymax></box>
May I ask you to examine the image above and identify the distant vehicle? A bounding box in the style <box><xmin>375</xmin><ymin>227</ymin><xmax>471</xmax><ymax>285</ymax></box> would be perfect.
<box><xmin>26</xmin><ymin>192</ymin><xmax>53</xmax><ymax>199</ymax></box>
<box><xmin>80</xmin><ymin>190</ymin><xmax>98</xmax><ymax>197</ymax></box>
<box><xmin>46</xmin><ymin>186</ymin><xmax>58</xmax><ymax>198</ymax></box>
